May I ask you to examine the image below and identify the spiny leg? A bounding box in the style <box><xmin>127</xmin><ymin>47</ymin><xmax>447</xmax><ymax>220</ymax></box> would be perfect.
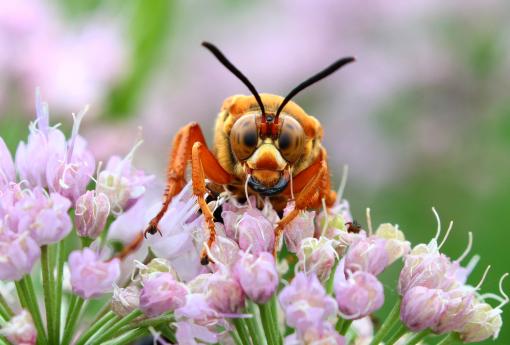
<box><xmin>190</xmin><ymin>142</ymin><xmax>233</xmax><ymax>265</ymax></box>
<box><xmin>117</xmin><ymin>122</ymin><xmax>209</xmax><ymax>260</ymax></box>
<box><xmin>273</xmin><ymin>161</ymin><xmax>328</xmax><ymax>256</ymax></box>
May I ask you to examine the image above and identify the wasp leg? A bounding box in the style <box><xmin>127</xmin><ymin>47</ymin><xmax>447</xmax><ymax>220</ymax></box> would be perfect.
<box><xmin>117</xmin><ymin>122</ymin><xmax>232</xmax><ymax>260</ymax></box>
<box><xmin>273</xmin><ymin>161</ymin><xmax>328</xmax><ymax>256</ymax></box>
<box><xmin>190</xmin><ymin>142</ymin><xmax>233</xmax><ymax>265</ymax></box>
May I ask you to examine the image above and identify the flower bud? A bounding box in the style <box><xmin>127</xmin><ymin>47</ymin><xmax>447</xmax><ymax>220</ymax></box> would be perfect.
<box><xmin>75</xmin><ymin>191</ymin><xmax>110</xmax><ymax>239</ymax></box>
<box><xmin>286</xmin><ymin>322</ymin><xmax>346</xmax><ymax>345</ymax></box>
<box><xmin>210</xmin><ymin>236</ymin><xmax>240</xmax><ymax>270</ymax></box>
<box><xmin>279</xmin><ymin>272</ymin><xmax>337</xmax><ymax>331</ymax></box>
<box><xmin>237</xmin><ymin>212</ymin><xmax>274</xmax><ymax>255</ymax></box>
<box><xmin>432</xmin><ymin>287</ymin><xmax>475</xmax><ymax>334</ymax></box>
<box><xmin>111</xmin><ymin>285</ymin><xmax>140</xmax><ymax>317</ymax></box>
<box><xmin>0</xmin><ymin>229</ymin><xmax>40</xmax><ymax>281</ymax></box>
<box><xmin>459</xmin><ymin>301</ymin><xmax>503</xmax><ymax>343</ymax></box>
<box><xmin>0</xmin><ymin>309</ymin><xmax>37</xmax><ymax>345</ymax></box>
<box><xmin>374</xmin><ymin>223</ymin><xmax>410</xmax><ymax>265</ymax></box>
<box><xmin>234</xmin><ymin>252</ymin><xmax>278</xmax><ymax>304</ymax></box>
<box><xmin>68</xmin><ymin>248</ymin><xmax>120</xmax><ymax>299</ymax></box>
<box><xmin>297</xmin><ymin>237</ymin><xmax>337</xmax><ymax>282</ymax></box>
<box><xmin>283</xmin><ymin>201</ymin><xmax>315</xmax><ymax>253</ymax></box>
<box><xmin>334</xmin><ymin>270</ymin><xmax>384</xmax><ymax>320</ymax></box>
<box><xmin>140</xmin><ymin>272</ymin><xmax>188</xmax><ymax>317</ymax></box>
<box><xmin>345</xmin><ymin>237</ymin><xmax>389</xmax><ymax>276</ymax></box>
<box><xmin>0</xmin><ymin>137</ymin><xmax>15</xmax><ymax>186</ymax></box>
<box><xmin>137</xmin><ymin>258</ymin><xmax>179</xmax><ymax>281</ymax></box>
<box><xmin>400</xmin><ymin>286</ymin><xmax>447</xmax><ymax>332</ymax></box>
<box><xmin>206</xmin><ymin>272</ymin><xmax>245</xmax><ymax>314</ymax></box>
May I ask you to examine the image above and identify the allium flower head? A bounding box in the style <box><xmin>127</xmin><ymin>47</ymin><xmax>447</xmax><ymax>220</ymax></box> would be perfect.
<box><xmin>374</xmin><ymin>223</ymin><xmax>410</xmax><ymax>265</ymax></box>
<box><xmin>316</xmin><ymin>199</ymin><xmax>353</xmax><ymax>239</ymax></box>
<box><xmin>68</xmin><ymin>248</ymin><xmax>120</xmax><ymax>299</ymax></box>
<box><xmin>209</xmin><ymin>236</ymin><xmax>240</xmax><ymax>270</ymax></box>
<box><xmin>283</xmin><ymin>201</ymin><xmax>315</xmax><ymax>253</ymax></box>
<box><xmin>0</xmin><ymin>309</ymin><xmax>37</xmax><ymax>345</ymax></box>
<box><xmin>206</xmin><ymin>271</ymin><xmax>245</xmax><ymax>315</ymax></box>
<box><xmin>334</xmin><ymin>263</ymin><xmax>384</xmax><ymax>320</ymax></box>
<box><xmin>0</xmin><ymin>137</ymin><xmax>15</xmax><ymax>186</ymax></box>
<box><xmin>139</xmin><ymin>272</ymin><xmax>188</xmax><ymax>317</ymax></box>
<box><xmin>74</xmin><ymin>190</ymin><xmax>110</xmax><ymax>239</ymax></box>
<box><xmin>459</xmin><ymin>301</ymin><xmax>503</xmax><ymax>343</ymax></box>
<box><xmin>400</xmin><ymin>286</ymin><xmax>447</xmax><ymax>332</ymax></box>
<box><xmin>234</xmin><ymin>251</ymin><xmax>278</xmax><ymax>304</ymax></box>
<box><xmin>344</xmin><ymin>236</ymin><xmax>389</xmax><ymax>276</ymax></box>
<box><xmin>285</xmin><ymin>322</ymin><xmax>346</xmax><ymax>345</ymax></box>
<box><xmin>297</xmin><ymin>236</ymin><xmax>337</xmax><ymax>282</ymax></box>
<box><xmin>432</xmin><ymin>286</ymin><xmax>475</xmax><ymax>334</ymax></box>
<box><xmin>279</xmin><ymin>272</ymin><xmax>337</xmax><ymax>331</ymax></box>
<box><xmin>237</xmin><ymin>210</ymin><xmax>275</xmax><ymax>255</ymax></box>
<box><xmin>0</xmin><ymin>228</ymin><xmax>40</xmax><ymax>281</ymax></box>
<box><xmin>111</xmin><ymin>285</ymin><xmax>140</xmax><ymax>317</ymax></box>
<box><xmin>96</xmin><ymin>140</ymin><xmax>154</xmax><ymax>214</ymax></box>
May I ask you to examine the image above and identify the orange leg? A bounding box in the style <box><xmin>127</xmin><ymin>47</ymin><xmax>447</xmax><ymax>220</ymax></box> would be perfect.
<box><xmin>117</xmin><ymin>122</ymin><xmax>233</xmax><ymax>260</ymax></box>
<box><xmin>274</xmin><ymin>161</ymin><xmax>328</xmax><ymax>255</ymax></box>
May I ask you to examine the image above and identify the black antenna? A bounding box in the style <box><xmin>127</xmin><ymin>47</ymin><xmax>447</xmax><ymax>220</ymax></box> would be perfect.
<box><xmin>275</xmin><ymin>57</ymin><xmax>355</xmax><ymax>120</ymax></box>
<box><xmin>202</xmin><ymin>42</ymin><xmax>266</xmax><ymax>117</ymax></box>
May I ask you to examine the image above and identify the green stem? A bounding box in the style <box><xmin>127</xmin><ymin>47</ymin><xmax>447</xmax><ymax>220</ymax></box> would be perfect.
<box><xmin>403</xmin><ymin>329</ymin><xmax>432</xmax><ymax>345</ymax></box>
<box><xmin>158</xmin><ymin>324</ymin><xmax>177</xmax><ymax>344</ymax></box>
<box><xmin>17</xmin><ymin>278</ymin><xmax>48</xmax><ymax>345</ymax></box>
<box><xmin>231</xmin><ymin>330</ymin><xmax>243</xmax><ymax>345</ymax></box>
<box><xmin>269</xmin><ymin>295</ymin><xmax>282</xmax><ymax>345</ymax></box>
<box><xmin>41</xmin><ymin>246</ymin><xmax>55</xmax><ymax>345</ymax></box>
<box><xmin>259</xmin><ymin>302</ymin><xmax>278</xmax><ymax>345</ymax></box>
<box><xmin>88</xmin><ymin>309</ymin><xmax>143</xmax><ymax>344</ymax></box>
<box><xmin>61</xmin><ymin>297</ymin><xmax>85</xmax><ymax>345</ymax></box>
<box><xmin>340</xmin><ymin>319</ymin><xmax>353</xmax><ymax>335</ymax></box>
<box><xmin>101</xmin><ymin>328</ymin><xmax>149</xmax><ymax>345</ymax></box>
<box><xmin>435</xmin><ymin>333</ymin><xmax>460</xmax><ymax>345</ymax></box>
<box><xmin>246</xmin><ymin>303</ymin><xmax>267</xmax><ymax>345</ymax></box>
<box><xmin>232</xmin><ymin>318</ymin><xmax>251</xmax><ymax>345</ymax></box>
<box><xmin>335</xmin><ymin>317</ymin><xmax>345</xmax><ymax>333</ymax></box>
<box><xmin>75</xmin><ymin>311</ymin><xmax>117</xmax><ymax>345</ymax></box>
<box><xmin>54</xmin><ymin>240</ymin><xmax>66</xmax><ymax>343</ymax></box>
<box><xmin>0</xmin><ymin>336</ymin><xmax>10</xmax><ymax>345</ymax></box>
<box><xmin>369</xmin><ymin>299</ymin><xmax>402</xmax><ymax>345</ymax></box>
<box><xmin>326</xmin><ymin>260</ymin><xmax>339</xmax><ymax>295</ymax></box>
<box><xmin>386</xmin><ymin>323</ymin><xmax>408</xmax><ymax>345</ymax></box>
<box><xmin>118</xmin><ymin>312</ymin><xmax>174</xmax><ymax>332</ymax></box>
<box><xmin>0</xmin><ymin>294</ymin><xmax>13</xmax><ymax>319</ymax></box>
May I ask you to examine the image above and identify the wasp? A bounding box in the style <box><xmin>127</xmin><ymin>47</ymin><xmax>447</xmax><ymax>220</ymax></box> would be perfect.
<box><xmin>122</xmin><ymin>42</ymin><xmax>354</xmax><ymax>264</ymax></box>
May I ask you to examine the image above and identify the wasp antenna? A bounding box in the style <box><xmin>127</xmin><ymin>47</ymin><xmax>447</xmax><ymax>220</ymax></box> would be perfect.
<box><xmin>275</xmin><ymin>56</ymin><xmax>355</xmax><ymax>120</ymax></box>
<box><xmin>202</xmin><ymin>41</ymin><xmax>266</xmax><ymax>117</ymax></box>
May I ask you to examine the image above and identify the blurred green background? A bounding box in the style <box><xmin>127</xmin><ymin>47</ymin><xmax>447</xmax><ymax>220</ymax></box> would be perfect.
<box><xmin>1</xmin><ymin>0</ymin><xmax>509</xmax><ymax>343</ymax></box>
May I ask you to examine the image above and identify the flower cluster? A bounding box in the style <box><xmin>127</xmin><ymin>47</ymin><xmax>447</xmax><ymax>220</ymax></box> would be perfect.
<box><xmin>0</xmin><ymin>94</ymin><xmax>507</xmax><ymax>345</ymax></box>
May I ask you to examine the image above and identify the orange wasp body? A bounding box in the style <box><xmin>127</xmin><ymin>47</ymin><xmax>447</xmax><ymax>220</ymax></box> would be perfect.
<box><xmin>122</xmin><ymin>42</ymin><xmax>355</xmax><ymax>264</ymax></box>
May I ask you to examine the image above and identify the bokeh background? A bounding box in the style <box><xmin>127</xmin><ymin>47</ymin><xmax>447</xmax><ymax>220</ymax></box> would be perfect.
<box><xmin>1</xmin><ymin>0</ymin><xmax>509</xmax><ymax>343</ymax></box>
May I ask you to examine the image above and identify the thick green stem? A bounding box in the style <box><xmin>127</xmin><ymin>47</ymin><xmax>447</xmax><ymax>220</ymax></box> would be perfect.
<box><xmin>386</xmin><ymin>323</ymin><xmax>408</xmax><ymax>345</ymax></box>
<box><xmin>233</xmin><ymin>318</ymin><xmax>251</xmax><ymax>345</ymax></box>
<box><xmin>369</xmin><ymin>299</ymin><xmax>402</xmax><ymax>345</ymax></box>
<box><xmin>0</xmin><ymin>294</ymin><xmax>13</xmax><ymax>319</ymax></box>
<box><xmin>75</xmin><ymin>311</ymin><xmax>117</xmax><ymax>345</ymax></box>
<box><xmin>231</xmin><ymin>330</ymin><xmax>243</xmax><ymax>345</ymax></box>
<box><xmin>326</xmin><ymin>260</ymin><xmax>339</xmax><ymax>295</ymax></box>
<box><xmin>61</xmin><ymin>297</ymin><xmax>85</xmax><ymax>345</ymax></box>
<box><xmin>403</xmin><ymin>329</ymin><xmax>432</xmax><ymax>345</ymax></box>
<box><xmin>54</xmin><ymin>240</ymin><xmax>66</xmax><ymax>343</ymax></box>
<box><xmin>340</xmin><ymin>319</ymin><xmax>353</xmax><ymax>335</ymax></box>
<box><xmin>101</xmin><ymin>328</ymin><xmax>149</xmax><ymax>345</ymax></box>
<box><xmin>16</xmin><ymin>277</ymin><xmax>48</xmax><ymax>345</ymax></box>
<box><xmin>118</xmin><ymin>312</ymin><xmax>174</xmax><ymax>333</ymax></box>
<box><xmin>246</xmin><ymin>302</ymin><xmax>267</xmax><ymax>345</ymax></box>
<box><xmin>41</xmin><ymin>245</ymin><xmax>55</xmax><ymax>345</ymax></box>
<box><xmin>269</xmin><ymin>295</ymin><xmax>282</xmax><ymax>345</ymax></box>
<box><xmin>259</xmin><ymin>302</ymin><xmax>279</xmax><ymax>345</ymax></box>
<box><xmin>435</xmin><ymin>333</ymin><xmax>460</xmax><ymax>345</ymax></box>
<box><xmin>88</xmin><ymin>309</ymin><xmax>143</xmax><ymax>344</ymax></box>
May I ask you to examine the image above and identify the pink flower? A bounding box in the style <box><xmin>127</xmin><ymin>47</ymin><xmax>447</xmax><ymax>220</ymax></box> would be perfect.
<box><xmin>459</xmin><ymin>300</ymin><xmax>503</xmax><ymax>343</ymax></box>
<box><xmin>111</xmin><ymin>285</ymin><xmax>140</xmax><ymax>317</ymax></box>
<box><xmin>15</xmin><ymin>188</ymin><xmax>72</xmax><ymax>245</ymax></box>
<box><xmin>297</xmin><ymin>237</ymin><xmax>337</xmax><ymax>282</ymax></box>
<box><xmin>0</xmin><ymin>229</ymin><xmax>40</xmax><ymax>281</ymax></box>
<box><xmin>237</xmin><ymin>211</ymin><xmax>274</xmax><ymax>255</ymax></box>
<box><xmin>374</xmin><ymin>223</ymin><xmax>411</xmax><ymax>265</ymax></box>
<box><xmin>0</xmin><ymin>309</ymin><xmax>37</xmax><ymax>345</ymax></box>
<box><xmin>139</xmin><ymin>272</ymin><xmax>188</xmax><ymax>317</ymax></box>
<box><xmin>432</xmin><ymin>287</ymin><xmax>475</xmax><ymax>334</ymax></box>
<box><xmin>175</xmin><ymin>321</ymin><xmax>218</xmax><ymax>345</ymax></box>
<box><xmin>175</xmin><ymin>293</ymin><xmax>218</xmax><ymax>323</ymax></box>
<box><xmin>285</xmin><ymin>322</ymin><xmax>346</xmax><ymax>345</ymax></box>
<box><xmin>0</xmin><ymin>137</ymin><xmax>15</xmax><ymax>186</ymax></box>
<box><xmin>334</xmin><ymin>268</ymin><xmax>384</xmax><ymax>320</ymax></box>
<box><xmin>279</xmin><ymin>272</ymin><xmax>337</xmax><ymax>331</ymax></box>
<box><xmin>74</xmin><ymin>190</ymin><xmax>110</xmax><ymax>239</ymax></box>
<box><xmin>68</xmin><ymin>248</ymin><xmax>120</xmax><ymax>299</ymax></box>
<box><xmin>209</xmin><ymin>236</ymin><xmax>241</xmax><ymax>270</ymax></box>
<box><xmin>96</xmin><ymin>141</ymin><xmax>154</xmax><ymax>214</ymax></box>
<box><xmin>283</xmin><ymin>201</ymin><xmax>315</xmax><ymax>253</ymax></box>
<box><xmin>15</xmin><ymin>92</ymin><xmax>67</xmax><ymax>188</ymax></box>
<box><xmin>206</xmin><ymin>272</ymin><xmax>245</xmax><ymax>315</ymax></box>
<box><xmin>400</xmin><ymin>286</ymin><xmax>447</xmax><ymax>332</ymax></box>
<box><xmin>234</xmin><ymin>252</ymin><xmax>278</xmax><ymax>304</ymax></box>
<box><xmin>315</xmin><ymin>199</ymin><xmax>353</xmax><ymax>240</ymax></box>
<box><xmin>344</xmin><ymin>236</ymin><xmax>389</xmax><ymax>276</ymax></box>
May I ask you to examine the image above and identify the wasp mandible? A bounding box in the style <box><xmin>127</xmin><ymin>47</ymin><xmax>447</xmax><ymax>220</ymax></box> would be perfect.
<box><xmin>123</xmin><ymin>42</ymin><xmax>354</xmax><ymax>264</ymax></box>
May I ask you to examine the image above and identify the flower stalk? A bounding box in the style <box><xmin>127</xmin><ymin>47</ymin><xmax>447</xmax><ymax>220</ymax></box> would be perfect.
<box><xmin>369</xmin><ymin>299</ymin><xmax>401</xmax><ymax>345</ymax></box>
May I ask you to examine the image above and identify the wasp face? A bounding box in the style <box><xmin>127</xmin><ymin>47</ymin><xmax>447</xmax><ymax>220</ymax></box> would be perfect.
<box><xmin>230</xmin><ymin>112</ymin><xmax>306</xmax><ymax>196</ymax></box>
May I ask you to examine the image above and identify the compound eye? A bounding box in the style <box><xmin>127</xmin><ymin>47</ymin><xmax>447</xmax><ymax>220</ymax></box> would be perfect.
<box><xmin>230</xmin><ymin>114</ymin><xmax>259</xmax><ymax>160</ymax></box>
<box><xmin>278</xmin><ymin>116</ymin><xmax>305</xmax><ymax>163</ymax></box>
